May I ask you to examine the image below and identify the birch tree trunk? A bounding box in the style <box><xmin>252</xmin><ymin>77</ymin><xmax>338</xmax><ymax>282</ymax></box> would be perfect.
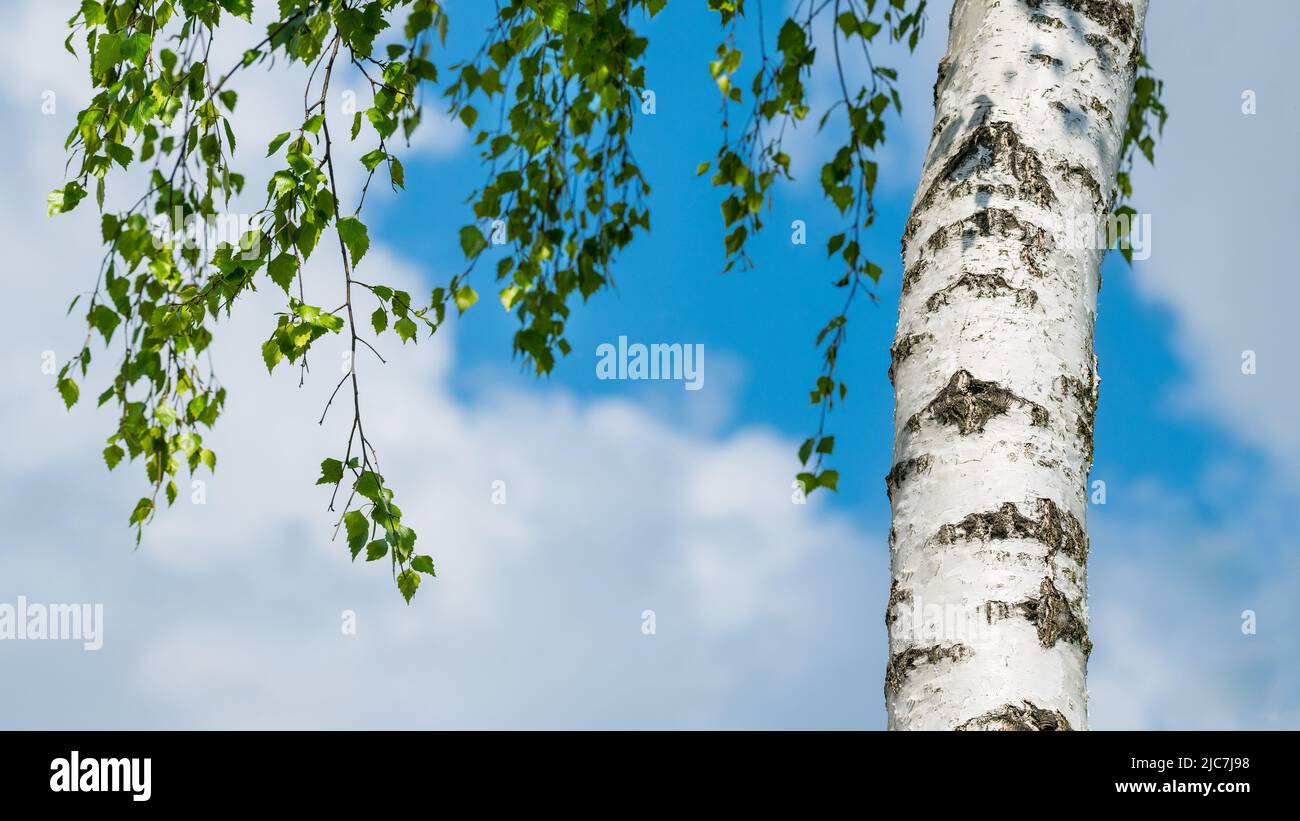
<box><xmin>885</xmin><ymin>0</ymin><xmax>1147</xmax><ymax>730</ymax></box>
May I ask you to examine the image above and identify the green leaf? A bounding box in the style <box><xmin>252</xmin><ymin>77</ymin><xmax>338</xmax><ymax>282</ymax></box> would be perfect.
<box><xmin>454</xmin><ymin>285</ymin><xmax>478</xmax><ymax>314</ymax></box>
<box><xmin>371</xmin><ymin>307</ymin><xmax>388</xmax><ymax>334</ymax></box>
<box><xmin>57</xmin><ymin>377</ymin><xmax>79</xmax><ymax>409</ymax></box>
<box><xmin>394</xmin><ymin>315</ymin><xmax>418</xmax><ymax>343</ymax></box>
<box><xmin>106</xmin><ymin>142</ymin><xmax>133</xmax><ymax>169</ymax></box>
<box><xmin>266</xmin><ymin>131</ymin><xmax>291</xmax><ymax>156</ymax></box>
<box><xmin>92</xmin><ymin>31</ymin><xmax>122</xmax><ymax>78</ymax></box>
<box><xmin>387</xmin><ymin>522</ymin><xmax>417</xmax><ymax>556</ymax></box>
<box><xmin>120</xmin><ymin>32</ymin><xmax>152</xmax><ymax>69</ymax></box>
<box><xmin>337</xmin><ymin>216</ymin><xmax>370</xmax><ymax>265</ymax></box>
<box><xmin>317</xmin><ymin>457</ymin><xmax>344</xmax><ymax>486</ymax></box>
<box><xmin>80</xmin><ymin>1</ymin><xmax>106</xmax><ymax>26</ymax></box>
<box><xmin>541</xmin><ymin>1</ymin><xmax>569</xmax><ymax>32</ymax></box>
<box><xmin>344</xmin><ymin>510</ymin><xmax>369</xmax><ymax>559</ymax></box>
<box><xmin>365</xmin><ymin>539</ymin><xmax>388</xmax><ymax>562</ymax></box>
<box><xmin>458</xmin><ymin>225</ymin><xmax>487</xmax><ymax>258</ymax></box>
<box><xmin>397</xmin><ymin>569</ymin><xmax>421</xmax><ymax>603</ymax></box>
<box><xmin>88</xmin><ymin>304</ymin><xmax>120</xmax><ymax>342</ymax></box>
<box><xmin>267</xmin><ymin>252</ymin><xmax>297</xmax><ymax>293</ymax></box>
<box><xmin>103</xmin><ymin>444</ymin><xmax>124</xmax><ymax>470</ymax></box>
<box><xmin>411</xmin><ymin>555</ymin><xmax>436</xmax><ymax>576</ymax></box>
<box><xmin>261</xmin><ymin>338</ymin><xmax>283</xmax><ymax>373</ymax></box>
<box><xmin>354</xmin><ymin>471</ymin><xmax>387</xmax><ymax>502</ymax></box>
<box><xmin>128</xmin><ymin>497</ymin><xmax>153</xmax><ymax>526</ymax></box>
<box><xmin>796</xmin><ymin>472</ymin><xmax>817</xmax><ymax>495</ymax></box>
<box><xmin>499</xmin><ymin>284</ymin><xmax>521</xmax><ymax>310</ymax></box>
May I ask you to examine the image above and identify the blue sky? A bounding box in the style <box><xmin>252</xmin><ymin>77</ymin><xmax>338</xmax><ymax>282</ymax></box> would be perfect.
<box><xmin>393</xmin><ymin>0</ymin><xmax>1245</xmax><ymax>511</ymax></box>
<box><xmin>0</xmin><ymin>0</ymin><xmax>1296</xmax><ymax>729</ymax></box>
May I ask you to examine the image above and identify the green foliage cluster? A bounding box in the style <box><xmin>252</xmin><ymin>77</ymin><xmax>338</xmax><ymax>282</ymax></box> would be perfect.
<box><xmin>54</xmin><ymin>0</ymin><xmax>453</xmax><ymax>600</ymax></box>
<box><xmin>52</xmin><ymin>0</ymin><xmax>1160</xmax><ymax>600</ymax></box>
<box><xmin>1113</xmin><ymin>47</ymin><xmax>1166</xmax><ymax>262</ymax></box>
<box><xmin>446</xmin><ymin>0</ymin><xmax>661</xmax><ymax>375</ymax></box>
<box><xmin>53</xmin><ymin>0</ymin><xmax>666</xmax><ymax>602</ymax></box>
<box><xmin>702</xmin><ymin>0</ymin><xmax>926</xmax><ymax>495</ymax></box>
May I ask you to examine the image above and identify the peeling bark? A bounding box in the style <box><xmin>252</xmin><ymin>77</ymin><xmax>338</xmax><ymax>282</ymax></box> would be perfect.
<box><xmin>889</xmin><ymin>333</ymin><xmax>933</xmax><ymax>384</ymax></box>
<box><xmin>907</xmin><ymin>121</ymin><xmax>1059</xmax><ymax>239</ymax></box>
<box><xmin>924</xmin><ymin>270</ymin><xmax>1039</xmax><ymax>312</ymax></box>
<box><xmin>955</xmin><ymin>701</ymin><xmax>1073</xmax><ymax>731</ymax></box>
<box><xmin>1019</xmin><ymin>577</ymin><xmax>1093</xmax><ymax>652</ymax></box>
<box><xmin>932</xmin><ymin>497</ymin><xmax>1087</xmax><ymax>564</ymax></box>
<box><xmin>908</xmin><ymin>369</ymin><xmax>1049</xmax><ymax>435</ymax></box>
<box><xmin>1027</xmin><ymin>0</ymin><xmax>1136</xmax><ymax>45</ymax></box>
<box><xmin>1057</xmin><ymin>162</ymin><xmax>1105</xmax><ymax>211</ymax></box>
<box><xmin>885</xmin><ymin>643</ymin><xmax>974</xmax><ymax>696</ymax></box>
<box><xmin>921</xmin><ymin>207</ymin><xmax>1056</xmax><ymax>278</ymax></box>
<box><xmin>885</xmin><ymin>578</ymin><xmax>913</xmax><ymax>626</ymax></box>
<box><xmin>885</xmin><ymin>454</ymin><xmax>934</xmax><ymax>502</ymax></box>
<box><xmin>886</xmin><ymin>0</ymin><xmax>1146</xmax><ymax>730</ymax></box>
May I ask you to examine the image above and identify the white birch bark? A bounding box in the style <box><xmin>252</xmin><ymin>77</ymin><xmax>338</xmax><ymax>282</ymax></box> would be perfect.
<box><xmin>885</xmin><ymin>0</ymin><xmax>1147</xmax><ymax>730</ymax></box>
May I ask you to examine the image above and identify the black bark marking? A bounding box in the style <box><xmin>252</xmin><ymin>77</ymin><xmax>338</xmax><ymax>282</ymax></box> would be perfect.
<box><xmin>936</xmin><ymin>501</ymin><xmax>1038</xmax><ymax>546</ymax></box>
<box><xmin>1084</xmin><ymin>32</ymin><xmax>1114</xmax><ymax>71</ymax></box>
<box><xmin>1028</xmin><ymin>52</ymin><xmax>1063</xmax><ymax>68</ymax></box>
<box><xmin>901</xmin><ymin>259</ymin><xmax>929</xmax><ymax>294</ymax></box>
<box><xmin>1057</xmin><ymin>162</ymin><xmax>1105</xmax><ymax>211</ymax></box>
<box><xmin>1025</xmin><ymin>0</ymin><xmax>1136</xmax><ymax>44</ymax></box>
<box><xmin>910</xmin><ymin>370</ymin><xmax>1049</xmax><ymax>435</ymax></box>
<box><xmin>933</xmin><ymin>57</ymin><xmax>951</xmax><ymax>108</ymax></box>
<box><xmin>955</xmin><ymin>700</ymin><xmax>1073</xmax><ymax>731</ymax></box>
<box><xmin>888</xmin><ymin>332</ymin><xmax>933</xmax><ymax>384</ymax></box>
<box><xmin>1030</xmin><ymin>13</ymin><xmax>1065</xmax><ymax>28</ymax></box>
<box><xmin>933</xmin><ymin>498</ymin><xmax>1088</xmax><ymax>565</ymax></box>
<box><xmin>921</xmin><ymin>208</ymin><xmax>1055</xmax><ymax>279</ymax></box>
<box><xmin>907</xmin><ymin>124</ymin><xmax>1057</xmax><ymax>239</ymax></box>
<box><xmin>885</xmin><ymin>643</ymin><xmax>974</xmax><ymax>696</ymax></box>
<box><xmin>925</xmin><ymin>271</ymin><xmax>1039</xmax><ymax>313</ymax></box>
<box><xmin>984</xmin><ymin>600</ymin><xmax>1012</xmax><ymax>624</ymax></box>
<box><xmin>885</xmin><ymin>578</ymin><xmax>913</xmax><ymax>626</ymax></box>
<box><xmin>1034</xmin><ymin>497</ymin><xmax>1089</xmax><ymax>564</ymax></box>
<box><xmin>1018</xmin><ymin>576</ymin><xmax>1092</xmax><ymax>652</ymax></box>
<box><xmin>1088</xmin><ymin>95</ymin><xmax>1114</xmax><ymax>126</ymax></box>
<box><xmin>885</xmin><ymin>454</ymin><xmax>934</xmax><ymax>502</ymax></box>
<box><xmin>1059</xmin><ymin>372</ymin><xmax>1099</xmax><ymax>466</ymax></box>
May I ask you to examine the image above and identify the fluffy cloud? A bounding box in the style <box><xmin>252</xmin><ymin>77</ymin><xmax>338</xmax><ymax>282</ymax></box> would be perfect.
<box><xmin>1088</xmin><ymin>476</ymin><xmax>1300</xmax><ymax>729</ymax></box>
<box><xmin>0</xmin><ymin>0</ymin><xmax>1296</xmax><ymax>731</ymax></box>
<box><xmin>1130</xmin><ymin>0</ymin><xmax>1300</xmax><ymax>473</ymax></box>
<box><xmin>0</xmin><ymin>1</ymin><xmax>886</xmax><ymax>729</ymax></box>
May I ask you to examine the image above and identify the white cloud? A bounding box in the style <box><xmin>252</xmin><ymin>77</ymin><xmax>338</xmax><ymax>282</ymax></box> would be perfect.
<box><xmin>1130</xmin><ymin>0</ymin><xmax>1300</xmax><ymax>475</ymax></box>
<box><xmin>1088</xmin><ymin>477</ymin><xmax>1300</xmax><ymax>729</ymax></box>
<box><xmin>0</xmin><ymin>1</ymin><xmax>886</xmax><ymax>729</ymax></box>
<box><xmin>1</xmin><ymin>0</ymin><xmax>1297</xmax><ymax>731</ymax></box>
